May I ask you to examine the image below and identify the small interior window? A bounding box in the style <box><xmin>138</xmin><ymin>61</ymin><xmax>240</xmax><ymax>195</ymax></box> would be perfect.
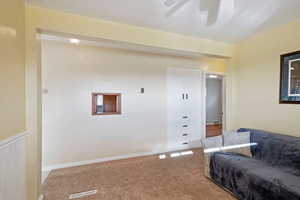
<box><xmin>92</xmin><ymin>93</ymin><xmax>121</xmax><ymax>115</ymax></box>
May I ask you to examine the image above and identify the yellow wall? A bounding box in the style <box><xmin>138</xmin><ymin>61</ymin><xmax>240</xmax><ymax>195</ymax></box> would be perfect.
<box><xmin>203</xmin><ymin>58</ymin><xmax>227</xmax><ymax>74</ymax></box>
<box><xmin>26</xmin><ymin>6</ymin><xmax>234</xmax><ymax>58</ymax></box>
<box><xmin>234</xmin><ymin>19</ymin><xmax>300</xmax><ymax>137</ymax></box>
<box><xmin>25</xmin><ymin>5</ymin><xmax>232</xmax><ymax>199</ymax></box>
<box><xmin>0</xmin><ymin>0</ymin><xmax>25</xmax><ymax>140</ymax></box>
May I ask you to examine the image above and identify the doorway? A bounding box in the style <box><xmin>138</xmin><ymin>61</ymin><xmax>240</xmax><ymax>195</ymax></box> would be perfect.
<box><xmin>205</xmin><ymin>73</ymin><xmax>224</xmax><ymax>138</ymax></box>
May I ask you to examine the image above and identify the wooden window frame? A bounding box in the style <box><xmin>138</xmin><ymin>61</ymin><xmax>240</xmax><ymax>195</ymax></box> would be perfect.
<box><xmin>92</xmin><ymin>93</ymin><xmax>122</xmax><ymax>115</ymax></box>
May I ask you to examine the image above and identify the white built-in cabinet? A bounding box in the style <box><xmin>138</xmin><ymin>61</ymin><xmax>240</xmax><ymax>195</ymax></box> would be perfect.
<box><xmin>166</xmin><ymin>67</ymin><xmax>203</xmax><ymax>150</ymax></box>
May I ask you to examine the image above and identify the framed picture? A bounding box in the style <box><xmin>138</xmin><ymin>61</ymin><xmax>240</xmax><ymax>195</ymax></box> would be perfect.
<box><xmin>280</xmin><ymin>50</ymin><xmax>300</xmax><ymax>104</ymax></box>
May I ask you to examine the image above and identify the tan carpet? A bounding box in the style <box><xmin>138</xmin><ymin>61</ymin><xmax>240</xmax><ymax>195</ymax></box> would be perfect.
<box><xmin>43</xmin><ymin>149</ymin><xmax>235</xmax><ymax>200</ymax></box>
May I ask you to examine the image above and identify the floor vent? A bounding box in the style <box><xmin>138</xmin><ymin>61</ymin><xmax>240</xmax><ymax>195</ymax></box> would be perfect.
<box><xmin>69</xmin><ymin>190</ymin><xmax>97</xmax><ymax>199</ymax></box>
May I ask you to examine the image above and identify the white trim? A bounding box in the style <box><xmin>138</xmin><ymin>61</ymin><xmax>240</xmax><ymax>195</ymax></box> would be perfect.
<box><xmin>204</xmin><ymin>70</ymin><xmax>227</xmax><ymax>76</ymax></box>
<box><xmin>69</xmin><ymin>190</ymin><xmax>97</xmax><ymax>199</ymax></box>
<box><xmin>0</xmin><ymin>131</ymin><xmax>28</xmax><ymax>150</ymax></box>
<box><xmin>201</xmin><ymin>71</ymin><xmax>207</xmax><ymax>142</ymax></box>
<box><xmin>222</xmin><ymin>75</ymin><xmax>227</xmax><ymax>131</ymax></box>
<box><xmin>43</xmin><ymin>146</ymin><xmax>195</xmax><ymax>172</ymax></box>
<box><xmin>203</xmin><ymin>72</ymin><xmax>227</xmax><ymax>137</ymax></box>
<box><xmin>42</xmin><ymin>170</ymin><xmax>51</xmax><ymax>184</ymax></box>
<box><xmin>288</xmin><ymin>58</ymin><xmax>300</xmax><ymax>97</ymax></box>
<box><xmin>206</xmin><ymin>122</ymin><xmax>221</xmax><ymax>125</ymax></box>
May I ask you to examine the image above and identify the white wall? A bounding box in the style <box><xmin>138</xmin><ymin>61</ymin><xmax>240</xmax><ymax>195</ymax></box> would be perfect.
<box><xmin>206</xmin><ymin>78</ymin><xmax>222</xmax><ymax>124</ymax></box>
<box><xmin>42</xmin><ymin>40</ymin><xmax>224</xmax><ymax>167</ymax></box>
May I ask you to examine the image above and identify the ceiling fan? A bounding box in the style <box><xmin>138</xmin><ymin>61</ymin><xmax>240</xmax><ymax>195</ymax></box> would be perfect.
<box><xmin>164</xmin><ymin>0</ymin><xmax>235</xmax><ymax>26</ymax></box>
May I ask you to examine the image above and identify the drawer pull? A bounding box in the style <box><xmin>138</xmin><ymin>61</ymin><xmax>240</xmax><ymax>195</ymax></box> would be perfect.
<box><xmin>182</xmin><ymin>142</ymin><xmax>188</xmax><ymax>145</ymax></box>
<box><xmin>182</xmin><ymin>116</ymin><xmax>188</xmax><ymax>119</ymax></box>
<box><xmin>182</xmin><ymin>125</ymin><xmax>188</xmax><ymax>128</ymax></box>
<box><xmin>182</xmin><ymin>134</ymin><xmax>188</xmax><ymax>136</ymax></box>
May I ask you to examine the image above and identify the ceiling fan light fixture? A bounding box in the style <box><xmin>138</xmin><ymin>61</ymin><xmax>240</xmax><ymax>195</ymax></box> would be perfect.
<box><xmin>69</xmin><ymin>38</ymin><xmax>80</xmax><ymax>45</ymax></box>
<box><xmin>208</xmin><ymin>74</ymin><xmax>218</xmax><ymax>79</ymax></box>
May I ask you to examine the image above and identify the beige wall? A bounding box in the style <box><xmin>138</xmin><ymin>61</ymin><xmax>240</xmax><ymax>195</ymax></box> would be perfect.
<box><xmin>203</xmin><ymin>58</ymin><xmax>227</xmax><ymax>74</ymax></box>
<box><xmin>0</xmin><ymin>0</ymin><xmax>25</xmax><ymax>141</ymax></box>
<box><xmin>41</xmin><ymin>40</ymin><xmax>226</xmax><ymax>167</ymax></box>
<box><xmin>234</xmin><ymin>19</ymin><xmax>300</xmax><ymax>137</ymax></box>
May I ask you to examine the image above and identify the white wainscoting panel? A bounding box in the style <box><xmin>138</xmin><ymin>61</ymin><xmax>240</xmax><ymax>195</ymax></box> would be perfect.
<box><xmin>0</xmin><ymin>132</ymin><xmax>27</xmax><ymax>200</ymax></box>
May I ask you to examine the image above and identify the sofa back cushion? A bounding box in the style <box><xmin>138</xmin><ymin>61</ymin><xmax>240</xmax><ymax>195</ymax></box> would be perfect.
<box><xmin>238</xmin><ymin>128</ymin><xmax>300</xmax><ymax>173</ymax></box>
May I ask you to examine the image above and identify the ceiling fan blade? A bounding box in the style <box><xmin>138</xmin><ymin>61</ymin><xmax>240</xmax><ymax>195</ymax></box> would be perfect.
<box><xmin>199</xmin><ymin>0</ymin><xmax>220</xmax><ymax>12</ymax></box>
<box><xmin>199</xmin><ymin>0</ymin><xmax>221</xmax><ymax>26</ymax></box>
<box><xmin>199</xmin><ymin>0</ymin><xmax>234</xmax><ymax>26</ymax></box>
<box><xmin>166</xmin><ymin>0</ymin><xmax>192</xmax><ymax>17</ymax></box>
<box><xmin>218</xmin><ymin>0</ymin><xmax>234</xmax><ymax>20</ymax></box>
<box><xmin>164</xmin><ymin>0</ymin><xmax>179</xmax><ymax>7</ymax></box>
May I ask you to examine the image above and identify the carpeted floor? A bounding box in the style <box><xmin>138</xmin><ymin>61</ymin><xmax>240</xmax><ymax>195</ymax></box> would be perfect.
<box><xmin>43</xmin><ymin>149</ymin><xmax>235</xmax><ymax>200</ymax></box>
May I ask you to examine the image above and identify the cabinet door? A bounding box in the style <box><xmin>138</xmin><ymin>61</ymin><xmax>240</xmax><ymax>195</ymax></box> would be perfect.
<box><xmin>183</xmin><ymin>69</ymin><xmax>203</xmax><ymax>146</ymax></box>
<box><xmin>166</xmin><ymin>68</ymin><xmax>185</xmax><ymax>150</ymax></box>
<box><xmin>166</xmin><ymin>68</ymin><xmax>203</xmax><ymax>150</ymax></box>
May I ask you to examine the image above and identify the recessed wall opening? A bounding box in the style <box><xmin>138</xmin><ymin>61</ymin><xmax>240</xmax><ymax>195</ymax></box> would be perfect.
<box><xmin>205</xmin><ymin>73</ymin><xmax>225</xmax><ymax>138</ymax></box>
<box><xmin>92</xmin><ymin>93</ymin><xmax>121</xmax><ymax>115</ymax></box>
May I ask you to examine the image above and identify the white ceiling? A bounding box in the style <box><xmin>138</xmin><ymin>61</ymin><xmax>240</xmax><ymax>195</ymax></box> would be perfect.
<box><xmin>27</xmin><ymin>0</ymin><xmax>300</xmax><ymax>43</ymax></box>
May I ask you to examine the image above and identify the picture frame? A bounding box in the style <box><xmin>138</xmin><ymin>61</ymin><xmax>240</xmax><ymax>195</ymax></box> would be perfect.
<box><xmin>280</xmin><ymin>50</ymin><xmax>300</xmax><ymax>104</ymax></box>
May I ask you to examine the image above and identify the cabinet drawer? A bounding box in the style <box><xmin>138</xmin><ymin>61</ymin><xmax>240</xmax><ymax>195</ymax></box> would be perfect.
<box><xmin>181</xmin><ymin>133</ymin><xmax>190</xmax><ymax>138</ymax></box>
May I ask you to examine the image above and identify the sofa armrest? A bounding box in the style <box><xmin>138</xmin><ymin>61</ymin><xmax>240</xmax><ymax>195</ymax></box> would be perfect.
<box><xmin>223</xmin><ymin>131</ymin><xmax>252</xmax><ymax>156</ymax></box>
<box><xmin>203</xmin><ymin>131</ymin><xmax>254</xmax><ymax>178</ymax></box>
<box><xmin>202</xmin><ymin>136</ymin><xmax>223</xmax><ymax>178</ymax></box>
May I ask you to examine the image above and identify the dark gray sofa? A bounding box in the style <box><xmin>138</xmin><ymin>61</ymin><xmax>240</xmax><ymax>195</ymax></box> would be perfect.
<box><xmin>209</xmin><ymin>129</ymin><xmax>300</xmax><ymax>200</ymax></box>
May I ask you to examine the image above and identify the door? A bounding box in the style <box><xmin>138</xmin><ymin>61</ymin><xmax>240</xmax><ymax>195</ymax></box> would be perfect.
<box><xmin>166</xmin><ymin>68</ymin><xmax>185</xmax><ymax>150</ymax></box>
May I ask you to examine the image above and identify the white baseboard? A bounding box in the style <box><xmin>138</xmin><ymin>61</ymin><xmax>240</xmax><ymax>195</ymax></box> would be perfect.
<box><xmin>43</xmin><ymin>145</ymin><xmax>198</xmax><ymax>173</ymax></box>
<box><xmin>206</xmin><ymin>122</ymin><xmax>221</xmax><ymax>126</ymax></box>
<box><xmin>42</xmin><ymin>170</ymin><xmax>51</xmax><ymax>184</ymax></box>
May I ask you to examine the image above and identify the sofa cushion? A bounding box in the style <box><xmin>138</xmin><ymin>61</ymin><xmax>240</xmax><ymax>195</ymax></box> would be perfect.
<box><xmin>210</xmin><ymin>152</ymin><xmax>300</xmax><ymax>200</ymax></box>
<box><xmin>223</xmin><ymin>131</ymin><xmax>250</xmax><ymax>146</ymax></box>
<box><xmin>203</xmin><ymin>135</ymin><xmax>223</xmax><ymax>148</ymax></box>
<box><xmin>238</xmin><ymin>128</ymin><xmax>300</xmax><ymax>176</ymax></box>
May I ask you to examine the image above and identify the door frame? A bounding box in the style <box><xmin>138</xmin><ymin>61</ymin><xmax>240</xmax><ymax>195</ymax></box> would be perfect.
<box><xmin>202</xmin><ymin>71</ymin><xmax>227</xmax><ymax>139</ymax></box>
